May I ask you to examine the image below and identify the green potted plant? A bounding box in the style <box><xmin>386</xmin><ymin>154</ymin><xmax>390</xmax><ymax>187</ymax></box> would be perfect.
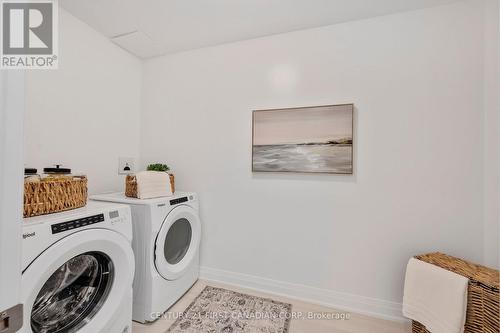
<box><xmin>146</xmin><ymin>163</ymin><xmax>175</xmax><ymax>193</ymax></box>
<box><xmin>146</xmin><ymin>163</ymin><xmax>170</xmax><ymax>172</ymax></box>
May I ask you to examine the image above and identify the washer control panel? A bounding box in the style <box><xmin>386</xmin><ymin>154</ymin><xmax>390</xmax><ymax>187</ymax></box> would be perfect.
<box><xmin>51</xmin><ymin>213</ymin><xmax>105</xmax><ymax>234</ymax></box>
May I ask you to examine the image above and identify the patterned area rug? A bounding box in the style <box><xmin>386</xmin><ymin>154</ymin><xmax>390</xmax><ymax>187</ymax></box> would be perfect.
<box><xmin>166</xmin><ymin>286</ymin><xmax>292</xmax><ymax>333</ymax></box>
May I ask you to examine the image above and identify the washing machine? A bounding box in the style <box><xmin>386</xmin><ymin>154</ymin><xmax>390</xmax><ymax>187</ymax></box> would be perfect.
<box><xmin>21</xmin><ymin>201</ymin><xmax>135</xmax><ymax>333</ymax></box>
<box><xmin>90</xmin><ymin>192</ymin><xmax>201</xmax><ymax>323</ymax></box>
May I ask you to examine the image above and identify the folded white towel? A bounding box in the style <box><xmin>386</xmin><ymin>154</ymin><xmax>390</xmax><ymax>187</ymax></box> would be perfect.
<box><xmin>403</xmin><ymin>258</ymin><xmax>468</xmax><ymax>333</ymax></box>
<box><xmin>135</xmin><ymin>171</ymin><xmax>173</xmax><ymax>199</ymax></box>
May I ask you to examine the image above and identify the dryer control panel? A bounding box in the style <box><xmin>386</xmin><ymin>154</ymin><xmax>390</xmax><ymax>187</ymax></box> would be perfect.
<box><xmin>51</xmin><ymin>214</ymin><xmax>105</xmax><ymax>234</ymax></box>
<box><xmin>170</xmin><ymin>197</ymin><xmax>188</xmax><ymax>205</ymax></box>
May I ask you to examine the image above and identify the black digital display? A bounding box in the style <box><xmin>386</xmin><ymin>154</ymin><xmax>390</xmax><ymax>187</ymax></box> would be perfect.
<box><xmin>170</xmin><ymin>197</ymin><xmax>188</xmax><ymax>205</ymax></box>
<box><xmin>51</xmin><ymin>214</ymin><xmax>105</xmax><ymax>234</ymax></box>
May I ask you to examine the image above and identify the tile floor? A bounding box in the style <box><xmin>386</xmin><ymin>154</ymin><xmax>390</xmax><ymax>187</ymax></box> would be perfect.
<box><xmin>132</xmin><ymin>280</ymin><xmax>411</xmax><ymax>333</ymax></box>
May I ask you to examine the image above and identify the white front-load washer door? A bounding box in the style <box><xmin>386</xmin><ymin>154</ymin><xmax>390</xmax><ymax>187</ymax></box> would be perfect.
<box><xmin>154</xmin><ymin>205</ymin><xmax>201</xmax><ymax>281</ymax></box>
<box><xmin>21</xmin><ymin>229</ymin><xmax>134</xmax><ymax>333</ymax></box>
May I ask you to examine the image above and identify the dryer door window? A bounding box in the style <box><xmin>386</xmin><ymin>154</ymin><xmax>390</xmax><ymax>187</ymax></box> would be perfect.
<box><xmin>155</xmin><ymin>205</ymin><xmax>201</xmax><ymax>281</ymax></box>
<box><xmin>164</xmin><ymin>218</ymin><xmax>192</xmax><ymax>265</ymax></box>
<box><xmin>30</xmin><ymin>252</ymin><xmax>114</xmax><ymax>333</ymax></box>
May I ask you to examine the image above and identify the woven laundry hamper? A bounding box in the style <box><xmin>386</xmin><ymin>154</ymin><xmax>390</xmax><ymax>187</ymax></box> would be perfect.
<box><xmin>24</xmin><ymin>176</ymin><xmax>87</xmax><ymax>218</ymax></box>
<box><xmin>411</xmin><ymin>252</ymin><xmax>499</xmax><ymax>333</ymax></box>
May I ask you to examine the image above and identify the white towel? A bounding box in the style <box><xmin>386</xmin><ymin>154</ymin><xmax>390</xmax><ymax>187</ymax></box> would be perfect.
<box><xmin>403</xmin><ymin>258</ymin><xmax>468</xmax><ymax>333</ymax></box>
<box><xmin>134</xmin><ymin>171</ymin><xmax>173</xmax><ymax>199</ymax></box>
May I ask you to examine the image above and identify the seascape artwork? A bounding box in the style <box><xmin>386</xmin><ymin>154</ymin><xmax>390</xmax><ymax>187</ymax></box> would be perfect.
<box><xmin>252</xmin><ymin>104</ymin><xmax>353</xmax><ymax>174</ymax></box>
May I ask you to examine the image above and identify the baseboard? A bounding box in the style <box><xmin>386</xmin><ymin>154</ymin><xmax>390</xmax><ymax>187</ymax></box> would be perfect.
<box><xmin>200</xmin><ymin>266</ymin><xmax>406</xmax><ymax>323</ymax></box>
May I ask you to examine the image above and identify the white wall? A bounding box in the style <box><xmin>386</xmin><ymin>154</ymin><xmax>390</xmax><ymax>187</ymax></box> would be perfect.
<box><xmin>24</xmin><ymin>9</ymin><xmax>142</xmax><ymax>194</ymax></box>
<box><xmin>0</xmin><ymin>71</ymin><xmax>24</xmax><ymax>312</ymax></box>
<box><xmin>141</xmin><ymin>1</ymin><xmax>489</xmax><ymax>318</ymax></box>
<box><xmin>482</xmin><ymin>0</ymin><xmax>500</xmax><ymax>269</ymax></box>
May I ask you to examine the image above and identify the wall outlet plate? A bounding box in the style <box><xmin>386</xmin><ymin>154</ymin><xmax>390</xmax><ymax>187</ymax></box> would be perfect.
<box><xmin>118</xmin><ymin>157</ymin><xmax>135</xmax><ymax>175</ymax></box>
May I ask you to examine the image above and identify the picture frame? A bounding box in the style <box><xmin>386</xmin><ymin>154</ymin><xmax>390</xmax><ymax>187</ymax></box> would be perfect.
<box><xmin>252</xmin><ymin>104</ymin><xmax>354</xmax><ymax>174</ymax></box>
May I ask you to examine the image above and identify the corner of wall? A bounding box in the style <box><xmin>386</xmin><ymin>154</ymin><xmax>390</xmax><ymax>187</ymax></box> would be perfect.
<box><xmin>482</xmin><ymin>0</ymin><xmax>500</xmax><ymax>269</ymax></box>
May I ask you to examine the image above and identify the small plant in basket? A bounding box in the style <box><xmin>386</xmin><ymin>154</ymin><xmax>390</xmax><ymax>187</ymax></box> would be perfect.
<box><xmin>146</xmin><ymin>164</ymin><xmax>170</xmax><ymax>172</ymax></box>
<box><xmin>126</xmin><ymin>163</ymin><xmax>175</xmax><ymax>198</ymax></box>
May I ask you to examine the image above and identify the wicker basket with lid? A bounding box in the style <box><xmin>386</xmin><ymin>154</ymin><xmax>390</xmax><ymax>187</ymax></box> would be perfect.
<box><xmin>24</xmin><ymin>166</ymin><xmax>87</xmax><ymax>218</ymax></box>
<box><xmin>24</xmin><ymin>175</ymin><xmax>87</xmax><ymax>218</ymax></box>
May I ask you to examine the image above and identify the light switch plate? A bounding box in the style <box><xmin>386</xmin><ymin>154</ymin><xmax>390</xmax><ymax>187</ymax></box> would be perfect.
<box><xmin>118</xmin><ymin>157</ymin><xmax>135</xmax><ymax>175</ymax></box>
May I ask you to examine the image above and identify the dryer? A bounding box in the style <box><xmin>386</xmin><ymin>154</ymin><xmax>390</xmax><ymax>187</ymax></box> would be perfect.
<box><xmin>21</xmin><ymin>201</ymin><xmax>135</xmax><ymax>333</ymax></box>
<box><xmin>90</xmin><ymin>192</ymin><xmax>201</xmax><ymax>323</ymax></box>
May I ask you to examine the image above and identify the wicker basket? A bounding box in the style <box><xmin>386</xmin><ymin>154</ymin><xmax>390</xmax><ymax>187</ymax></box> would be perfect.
<box><xmin>125</xmin><ymin>173</ymin><xmax>175</xmax><ymax>198</ymax></box>
<box><xmin>24</xmin><ymin>176</ymin><xmax>88</xmax><ymax>218</ymax></box>
<box><xmin>412</xmin><ymin>252</ymin><xmax>499</xmax><ymax>333</ymax></box>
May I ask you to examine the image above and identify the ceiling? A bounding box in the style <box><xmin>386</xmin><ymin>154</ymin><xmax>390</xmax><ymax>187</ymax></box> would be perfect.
<box><xmin>60</xmin><ymin>0</ymin><xmax>459</xmax><ymax>59</ymax></box>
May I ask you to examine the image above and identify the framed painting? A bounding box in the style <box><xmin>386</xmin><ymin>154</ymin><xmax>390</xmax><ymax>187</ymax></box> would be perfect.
<box><xmin>252</xmin><ymin>104</ymin><xmax>353</xmax><ymax>174</ymax></box>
